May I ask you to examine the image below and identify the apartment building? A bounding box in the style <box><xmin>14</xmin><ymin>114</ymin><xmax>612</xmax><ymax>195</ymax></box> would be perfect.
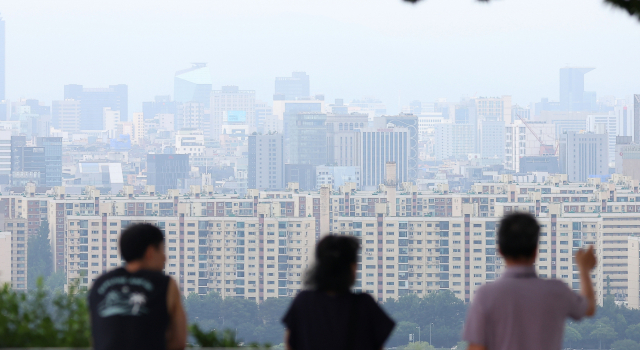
<box><xmin>4</xmin><ymin>174</ymin><xmax>640</xmax><ymax>307</ymax></box>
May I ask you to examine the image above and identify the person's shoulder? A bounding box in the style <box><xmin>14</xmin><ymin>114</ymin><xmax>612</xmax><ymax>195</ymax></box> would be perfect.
<box><xmin>544</xmin><ymin>278</ymin><xmax>575</xmax><ymax>293</ymax></box>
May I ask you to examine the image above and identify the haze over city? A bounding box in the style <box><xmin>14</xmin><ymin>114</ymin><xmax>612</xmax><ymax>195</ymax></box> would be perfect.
<box><xmin>2</xmin><ymin>0</ymin><xmax>640</xmax><ymax>115</ymax></box>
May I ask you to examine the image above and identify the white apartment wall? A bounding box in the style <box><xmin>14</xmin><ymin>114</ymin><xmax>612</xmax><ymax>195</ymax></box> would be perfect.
<box><xmin>0</xmin><ymin>232</ymin><xmax>11</xmax><ymax>287</ymax></box>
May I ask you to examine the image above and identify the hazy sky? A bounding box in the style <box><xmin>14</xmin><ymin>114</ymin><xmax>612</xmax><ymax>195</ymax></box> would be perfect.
<box><xmin>3</xmin><ymin>0</ymin><xmax>640</xmax><ymax>115</ymax></box>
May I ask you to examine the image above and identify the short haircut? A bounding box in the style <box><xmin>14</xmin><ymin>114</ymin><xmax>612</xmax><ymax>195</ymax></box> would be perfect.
<box><xmin>306</xmin><ymin>235</ymin><xmax>359</xmax><ymax>293</ymax></box>
<box><xmin>498</xmin><ymin>213</ymin><xmax>540</xmax><ymax>260</ymax></box>
<box><xmin>119</xmin><ymin>223</ymin><xmax>164</xmax><ymax>262</ymax></box>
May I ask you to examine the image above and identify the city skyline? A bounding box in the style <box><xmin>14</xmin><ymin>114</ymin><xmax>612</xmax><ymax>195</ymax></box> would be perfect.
<box><xmin>1</xmin><ymin>0</ymin><xmax>640</xmax><ymax>115</ymax></box>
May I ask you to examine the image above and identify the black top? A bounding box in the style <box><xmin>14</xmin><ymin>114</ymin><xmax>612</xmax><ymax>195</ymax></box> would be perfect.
<box><xmin>282</xmin><ymin>291</ymin><xmax>395</xmax><ymax>350</ymax></box>
<box><xmin>88</xmin><ymin>268</ymin><xmax>171</xmax><ymax>350</ymax></box>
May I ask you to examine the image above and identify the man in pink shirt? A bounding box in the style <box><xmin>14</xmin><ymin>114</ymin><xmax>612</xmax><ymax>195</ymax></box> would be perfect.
<box><xmin>463</xmin><ymin>213</ymin><xmax>597</xmax><ymax>350</ymax></box>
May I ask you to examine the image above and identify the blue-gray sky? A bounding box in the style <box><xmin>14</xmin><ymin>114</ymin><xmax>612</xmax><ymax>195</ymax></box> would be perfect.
<box><xmin>3</xmin><ymin>0</ymin><xmax>640</xmax><ymax>114</ymax></box>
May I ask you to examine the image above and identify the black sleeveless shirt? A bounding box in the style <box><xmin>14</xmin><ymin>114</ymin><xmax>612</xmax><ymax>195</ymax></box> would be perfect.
<box><xmin>88</xmin><ymin>268</ymin><xmax>171</xmax><ymax>350</ymax></box>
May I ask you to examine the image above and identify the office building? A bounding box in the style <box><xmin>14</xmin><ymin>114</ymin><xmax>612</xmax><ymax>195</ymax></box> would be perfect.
<box><xmin>434</xmin><ymin>123</ymin><xmax>475</xmax><ymax>161</ymax></box>
<box><xmin>504</xmin><ymin>121</ymin><xmax>556</xmax><ymax>171</ymax></box>
<box><xmin>210</xmin><ymin>86</ymin><xmax>256</xmax><ymax>140</ymax></box>
<box><xmin>36</xmin><ymin>137</ymin><xmax>62</xmax><ymax>187</ymax></box>
<box><xmin>0</xmin><ymin>130</ymin><xmax>10</xmax><ymax>185</ymax></box>
<box><xmin>132</xmin><ymin>112</ymin><xmax>145</xmax><ymax>145</ymax></box>
<box><xmin>248</xmin><ymin>134</ymin><xmax>284</xmax><ymax>190</ymax></box>
<box><xmin>383</xmin><ymin>115</ymin><xmax>419</xmax><ymax>181</ymax></box>
<box><xmin>479</xmin><ymin>120</ymin><xmax>506</xmax><ymax>164</ymax></box>
<box><xmin>326</xmin><ymin>114</ymin><xmax>367</xmax><ymax>166</ymax></box>
<box><xmin>274</xmin><ymin>72</ymin><xmax>310</xmax><ymax>100</ymax></box>
<box><xmin>75</xmin><ymin>162</ymin><xmax>124</xmax><ymax>194</ymax></box>
<box><xmin>285</xmin><ymin>164</ymin><xmax>316</xmax><ymax>191</ymax></box>
<box><xmin>0</xmin><ymin>15</ymin><xmax>4</xmax><ymax>101</ymax></box>
<box><xmin>316</xmin><ymin>166</ymin><xmax>360</xmax><ymax>190</ymax></box>
<box><xmin>587</xmin><ymin>112</ymin><xmax>618</xmax><ymax>162</ymax></box>
<box><xmin>511</xmin><ymin>104</ymin><xmax>530</xmax><ymax>121</ymax></box>
<box><xmin>64</xmin><ymin>84</ymin><xmax>128</xmax><ymax>129</ymax></box>
<box><xmin>176</xmin><ymin>129</ymin><xmax>205</xmax><ymax>157</ymax></box>
<box><xmin>52</xmin><ymin>99</ymin><xmax>81</xmax><ymax>133</ymax></box>
<box><xmin>0</xmin><ymin>231</ymin><xmax>11</xmax><ymax>288</ymax></box>
<box><xmin>11</xmin><ymin>136</ymin><xmax>45</xmax><ymax>187</ymax></box>
<box><xmin>176</xmin><ymin>101</ymin><xmax>205</xmax><ymax>131</ymax></box>
<box><xmin>255</xmin><ymin>100</ymin><xmax>272</xmax><ymax>134</ymax></box>
<box><xmin>147</xmin><ymin>154</ymin><xmax>190</xmax><ymax>194</ymax></box>
<box><xmin>142</xmin><ymin>95</ymin><xmax>177</xmax><ymax>120</ymax></box>
<box><xmin>519</xmin><ymin>156</ymin><xmax>559</xmax><ymax>173</ymax></box>
<box><xmin>174</xmin><ymin>63</ymin><xmax>212</xmax><ymax>108</ymax></box>
<box><xmin>360</xmin><ymin>126</ymin><xmax>410</xmax><ymax>189</ymax></box>
<box><xmin>559</xmin><ymin>131</ymin><xmax>608</xmax><ymax>182</ymax></box>
<box><xmin>560</xmin><ymin>67</ymin><xmax>596</xmax><ymax>112</ymax></box>
<box><xmin>474</xmin><ymin>96</ymin><xmax>512</xmax><ymax>124</ymax></box>
<box><xmin>275</xmin><ymin>99</ymin><xmax>324</xmax><ymax>160</ymax></box>
<box><xmin>289</xmin><ymin>113</ymin><xmax>327</xmax><ymax>166</ymax></box>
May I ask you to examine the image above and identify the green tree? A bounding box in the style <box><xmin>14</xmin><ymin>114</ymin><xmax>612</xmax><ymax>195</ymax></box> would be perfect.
<box><xmin>454</xmin><ymin>341</ymin><xmax>468</xmax><ymax>350</ymax></box>
<box><xmin>44</xmin><ymin>270</ymin><xmax>66</xmax><ymax>294</ymax></box>
<box><xmin>590</xmin><ymin>323</ymin><xmax>617</xmax><ymax>348</ymax></box>
<box><xmin>625</xmin><ymin>323</ymin><xmax>640</xmax><ymax>342</ymax></box>
<box><xmin>27</xmin><ymin>220</ymin><xmax>53</xmax><ymax>290</ymax></box>
<box><xmin>388</xmin><ymin>321</ymin><xmax>419</xmax><ymax>347</ymax></box>
<box><xmin>611</xmin><ymin>339</ymin><xmax>639</xmax><ymax>350</ymax></box>
<box><xmin>564</xmin><ymin>326</ymin><xmax>582</xmax><ymax>349</ymax></box>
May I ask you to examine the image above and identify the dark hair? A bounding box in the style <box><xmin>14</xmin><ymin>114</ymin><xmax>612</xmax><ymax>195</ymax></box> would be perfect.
<box><xmin>498</xmin><ymin>213</ymin><xmax>539</xmax><ymax>260</ymax></box>
<box><xmin>119</xmin><ymin>223</ymin><xmax>164</xmax><ymax>262</ymax></box>
<box><xmin>306</xmin><ymin>235</ymin><xmax>359</xmax><ymax>293</ymax></box>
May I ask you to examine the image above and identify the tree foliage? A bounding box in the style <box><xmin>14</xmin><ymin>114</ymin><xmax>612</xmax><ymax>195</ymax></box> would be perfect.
<box><xmin>0</xmin><ymin>278</ymin><xmax>90</xmax><ymax>347</ymax></box>
<box><xmin>183</xmin><ymin>291</ymin><xmax>292</xmax><ymax>345</ymax></box>
<box><xmin>402</xmin><ymin>0</ymin><xmax>640</xmax><ymax>22</ymax></box>
<box><xmin>27</xmin><ymin>219</ymin><xmax>53</xmax><ymax>290</ymax></box>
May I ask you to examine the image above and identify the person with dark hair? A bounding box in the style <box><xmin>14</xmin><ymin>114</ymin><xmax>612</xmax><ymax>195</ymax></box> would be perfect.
<box><xmin>88</xmin><ymin>223</ymin><xmax>187</xmax><ymax>350</ymax></box>
<box><xmin>463</xmin><ymin>213</ymin><xmax>597</xmax><ymax>350</ymax></box>
<box><xmin>282</xmin><ymin>235</ymin><xmax>395</xmax><ymax>350</ymax></box>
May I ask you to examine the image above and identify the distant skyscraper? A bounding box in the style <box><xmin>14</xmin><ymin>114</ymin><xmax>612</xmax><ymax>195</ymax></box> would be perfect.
<box><xmin>479</xmin><ymin>120</ymin><xmax>506</xmax><ymax>164</ymax></box>
<box><xmin>52</xmin><ymin>99</ymin><xmax>81</xmax><ymax>133</ymax></box>
<box><xmin>36</xmin><ymin>137</ymin><xmax>62</xmax><ymax>187</ymax></box>
<box><xmin>326</xmin><ymin>114</ymin><xmax>367</xmax><ymax>166</ymax></box>
<box><xmin>174</xmin><ymin>63</ymin><xmax>212</xmax><ymax>108</ymax></box>
<box><xmin>289</xmin><ymin>112</ymin><xmax>327</xmax><ymax>166</ymax></box>
<box><xmin>248</xmin><ymin>134</ymin><xmax>284</xmax><ymax>190</ymax></box>
<box><xmin>559</xmin><ymin>67</ymin><xmax>595</xmax><ymax>112</ymax></box>
<box><xmin>435</xmin><ymin>123</ymin><xmax>475</xmax><ymax>161</ymax></box>
<box><xmin>635</xmin><ymin>95</ymin><xmax>640</xmax><ymax>143</ymax></box>
<box><xmin>176</xmin><ymin>102</ymin><xmax>205</xmax><ymax>131</ymax></box>
<box><xmin>147</xmin><ymin>154</ymin><xmax>189</xmax><ymax>194</ymax></box>
<box><xmin>383</xmin><ymin>115</ymin><xmax>419</xmax><ymax>181</ymax></box>
<box><xmin>0</xmin><ymin>15</ymin><xmax>5</xmax><ymax>101</ymax></box>
<box><xmin>360</xmin><ymin>126</ymin><xmax>410</xmax><ymax>189</ymax></box>
<box><xmin>559</xmin><ymin>131</ymin><xmax>608</xmax><ymax>182</ymax></box>
<box><xmin>11</xmin><ymin>136</ymin><xmax>46</xmax><ymax>187</ymax></box>
<box><xmin>142</xmin><ymin>95</ymin><xmax>177</xmax><ymax>120</ymax></box>
<box><xmin>64</xmin><ymin>84</ymin><xmax>128</xmax><ymax>130</ymax></box>
<box><xmin>274</xmin><ymin>72</ymin><xmax>309</xmax><ymax>100</ymax></box>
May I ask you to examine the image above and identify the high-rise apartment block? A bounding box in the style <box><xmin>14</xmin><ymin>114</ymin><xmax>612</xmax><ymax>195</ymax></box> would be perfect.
<box><xmin>248</xmin><ymin>134</ymin><xmax>284</xmax><ymax>190</ymax></box>
<box><xmin>559</xmin><ymin>131</ymin><xmax>609</xmax><ymax>182</ymax></box>
<box><xmin>274</xmin><ymin>72</ymin><xmax>310</xmax><ymax>100</ymax></box>
<box><xmin>64</xmin><ymin>84</ymin><xmax>128</xmax><ymax>130</ymax></box>
<box><xmin>7</xmin><ymin>174</ymin><xmax>640</xmax><ymax>307</ymax></box>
